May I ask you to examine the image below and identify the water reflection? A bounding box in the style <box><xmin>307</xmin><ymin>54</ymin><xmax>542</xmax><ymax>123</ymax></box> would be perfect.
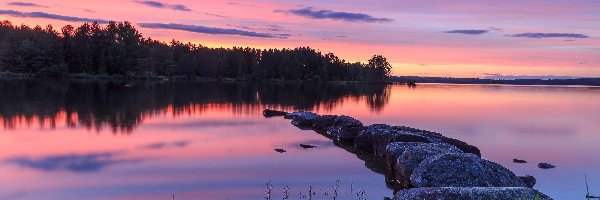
<box><xmin>0</xmin><ymin>80</ymin><xmax>390</xmax><ymax>133</ymax></box>
<box><xmin>1</xmin><ymin>82</ymin><xmax>599</xmax><ymax>200</ymax></box>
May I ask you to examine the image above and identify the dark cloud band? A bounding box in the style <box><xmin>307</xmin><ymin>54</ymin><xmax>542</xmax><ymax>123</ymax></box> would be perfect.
<box><xmin>7</xmin><ymin>2</ymin><xmax>44</xmax><ymax>7</ymax></box>
<box><xmin>0</xmin><ymin>9</ymin><xmax>108</xmax><ymax>23</ymax></box>
<box><xmin>278</xmin><ymin>7</ymin><xmax>392</xmax><ymax>23</ymax></box>
<box><xmin>445</xmin><ymin>29</ymin><xmax>490</xmax><ymax>35</ymax></box>
<box><xmin>134</xmin><ymin>0</ymin><xmax>191</xmax><ymax>12</ymax></box>
<box><xmin>508</xmin><ymin>32</ymin><xmax>589</xmax><ymax>39</ymax></box>
<box><xmin>139</xmin><ymin>23</ymin><xmax>290</xmax><ymax>38</ymax></box>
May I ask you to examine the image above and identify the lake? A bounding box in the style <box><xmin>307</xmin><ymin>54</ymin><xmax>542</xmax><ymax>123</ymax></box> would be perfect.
<box><xmin>0</xmin><ymin>80</ymin><xmax>598</xmax><ymax>200</ymax></box>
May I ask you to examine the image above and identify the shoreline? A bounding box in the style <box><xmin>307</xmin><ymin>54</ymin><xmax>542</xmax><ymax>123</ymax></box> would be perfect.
<box><xmin>3</xmin><ymin>72</ymin><xmax>599</xmax><ymax>87</ymax></box>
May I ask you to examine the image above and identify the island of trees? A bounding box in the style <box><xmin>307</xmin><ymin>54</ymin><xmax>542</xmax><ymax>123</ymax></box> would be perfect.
<box><xmin>0</xmin><ymin>20</ymin><xmax>392</xmax><ymax>82</ymax></box>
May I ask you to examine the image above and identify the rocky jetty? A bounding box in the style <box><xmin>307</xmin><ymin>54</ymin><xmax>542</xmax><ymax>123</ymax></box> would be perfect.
<box><xmin>263</xmin><ymin>109</ymin><xmax>552</xmax><ymax>199</ymax></box>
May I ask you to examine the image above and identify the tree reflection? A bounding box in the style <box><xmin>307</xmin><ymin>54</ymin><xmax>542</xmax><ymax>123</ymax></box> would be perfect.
<box><xmin>0</xmin><ymin>80</ymin><xmax>390</xmax><ymax>133</ymax></box>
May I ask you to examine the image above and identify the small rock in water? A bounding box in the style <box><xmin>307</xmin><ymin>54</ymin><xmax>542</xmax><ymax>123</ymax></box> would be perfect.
<box><xmin>513</xmin><ymin>159</ymin><xmax>527</xmax><ymax>163</ymax></box>
<box><xmin>299</xmin><ymin>144</ymin><xmax>317</xmax><ymax>149</ymax></box>
<box><xmin>274</xmin><ymin>148</ymin><xmax>286</xmax><ymax>153</ymax></box>
<box><xmin>263</xmin><ymin>109</ymin><xmax>288</xmax><ymax>117</ymax></box>
<box><xmin>538</xmin><ymin>162</ymin><xmax>556</xmax><ymax>169</ymax></box>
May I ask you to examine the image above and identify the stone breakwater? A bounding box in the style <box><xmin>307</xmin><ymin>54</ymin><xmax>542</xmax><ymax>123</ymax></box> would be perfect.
<box><xmin>264</xmin><ymin>109</ymin><xmax>553</xmax><ymax>200</ymax></box>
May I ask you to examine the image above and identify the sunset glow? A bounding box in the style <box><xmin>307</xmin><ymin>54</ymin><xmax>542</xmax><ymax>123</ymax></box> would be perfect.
<box><xmin>1</xmin><ymin>0</ymin><xmax>598</xmax><ymax>77</ymax></box>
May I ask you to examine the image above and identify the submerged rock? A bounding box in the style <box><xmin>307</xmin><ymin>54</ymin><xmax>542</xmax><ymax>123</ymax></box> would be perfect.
<box><xmin>538</xmin><ymin>162</ymin><xmax>556</xmax><ymax>169</ymax></box>
<box><xmin>411</xmin><ymin>153</ymin><xmax>527</xmax><ymax>187</ymax></box>
<box><xmin>274</xmin><ymin>148</ymin><xmax>286</xmax><ymax>153</ymax></box>
<box><xmin>385</xmin><ymin>142</ymin><xmax>462</xmax><ymax>187</ymax></box>
<box><xmin>519</xmin><ymin>175</ymin><xmax>536</xmax><ymax>188</ymax></box>
<box><xmin>299</xmin><ymin>144</ymin><xmax>317</xmax><ymax>149</ymax></box>
<box><xmin>262</xmin><ymin>109</ymin><xmax>288</xmax><ymax>117</ymax></box>
<box><xmin>395</xmin><ymin>187</ymin><xmax>552</xmax><ymax>200</ymax></box>
<box><xmin>513</xmin><ymin>159</ymin><xmax>527</xmax><ymax>163</ymax></box>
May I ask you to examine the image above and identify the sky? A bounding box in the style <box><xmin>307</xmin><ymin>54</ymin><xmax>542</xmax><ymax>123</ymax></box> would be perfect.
<box><xmin>0</xmin><ymin>0</ymin><xmax>599</xmax><ymax>77</ymax></box>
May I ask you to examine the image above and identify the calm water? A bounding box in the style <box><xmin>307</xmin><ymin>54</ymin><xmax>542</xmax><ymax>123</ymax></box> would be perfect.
<box><xmin>0</xmin><ymin>80</ymin><xmax>599</xmax><ymax>200</ymax></box>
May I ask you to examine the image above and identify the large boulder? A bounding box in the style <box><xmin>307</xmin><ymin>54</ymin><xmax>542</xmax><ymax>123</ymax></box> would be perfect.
<box><xmin>395</xmin><ymin>187</ymin><xmax>552</xmax><ymax>200</ymax></box>
<box><xmin>411</xmin><ymin>153</ymin><xmax>527</xmax><ymax>187</ymax></box>
<box><xmin>385</xmin><ymin>142</ymin><xmax>462</xmax><ymax>187</ymax></box>
<box><xmin>372</xmin><ymin>130</ymin><xmax>432</xmax><ymax>157</ymax></box>
<box><xmin>262</xmin><ymin>109</ymin><xmax>287</xmax><ymax>117</ymax></box>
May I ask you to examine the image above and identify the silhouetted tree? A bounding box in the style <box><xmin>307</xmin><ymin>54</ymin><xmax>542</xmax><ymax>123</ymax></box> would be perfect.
<box><xmin>0</xmin><ymin>20</ymin><xmax>392</xmax><ymax>82</ymax></box>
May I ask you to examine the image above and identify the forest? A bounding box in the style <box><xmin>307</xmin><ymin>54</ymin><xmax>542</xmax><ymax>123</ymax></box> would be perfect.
<box><xmin>0</xmin><ymin>20</ymin><xmax>392</xmax><ymax>82</ymax></box>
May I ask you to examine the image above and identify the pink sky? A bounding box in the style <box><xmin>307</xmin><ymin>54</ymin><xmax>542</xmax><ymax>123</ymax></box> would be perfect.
<box><xmin>0</xmin><ymin>0</ymin><xmax>599</xmax><ymax>77</ymax></box>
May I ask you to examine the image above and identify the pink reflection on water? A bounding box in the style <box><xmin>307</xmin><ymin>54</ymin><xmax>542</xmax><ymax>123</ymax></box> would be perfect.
<box><xmin>0</xmin><ymin>84</ymin><xmax>599</xmax><ymax>199</ymax></box>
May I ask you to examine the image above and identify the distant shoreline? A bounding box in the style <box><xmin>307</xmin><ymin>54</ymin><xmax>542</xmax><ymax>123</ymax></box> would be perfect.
<box><xmin>0</xmin><ymin>72</ymin><xmax>390</xmax><ymax>84</ymax></box>
<box><xmin>392</xmin><ymin>76</ymin><xmax>600</xmax><ymax>86</ymax></box>
<box><xmin>3</xmin><ymin>72</ymin><xmax>600</xmax><ymax>86</ymax></box>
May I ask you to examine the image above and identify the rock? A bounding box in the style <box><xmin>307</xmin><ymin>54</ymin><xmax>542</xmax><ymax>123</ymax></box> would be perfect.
<box><xmin>311</xmin><ymin>115</ymin><xmax>338</xmax><ymax>130</ymax></box>
<box><xmin>411</xmin><ymin>153</ymin><xmax>527</xmax><ymax>187</ymax></box>
<box><xmin>394</xmin><ymin>187</ymin><xmax>553</xmax><ymax>200</ymax></box>
<box><xmin>385</xmin><ymin>142</ymin><xmax>462</xmax><ymax>187</ymax></box>
<box><xmin>373</xmin><ymin>131</ymin><xmax>431</xmax><ymax>157</ymax></box>
<box><xmin>332</xmin><ymin>115</ymin><xmax>363</xmax><ymax>128</ymax></box>
<box><xmin>320</xmin><ymin>115</ymin><xmax>363</xmax><ymax>138</ymax></box>
<box><xmin>354</xmin><ymin>124</ymin><xmax>391</xmax><ymax>152</ymax></box>
<box><xmin>286</xmin><ymin>112</ymin><xmax>320</xmax><ymax>128</ymax></box>
<box><xmin>519</xmin><ymin>175</ymin><xmax>536</xmax><ymax>188</ymax></box>
<box><xmin>300</xmin><ymin>144</ymin><xmax>317</xmax><ymax>149</ymax></box>
<box><xmin>262</xmin><ymin>109</ymin><xmax>287</xmax><ymax>117</ymax></box>
<box><xmin>353</xmin><ymin>124</ymin><xmax>480</xmax><ymax>158</ymax></box>
<box><xmin>332</xmin><ymin>126</ymin><xmax>364</xmax><ymax>142</ymax></box>
<box><xmin>538</xmin><ymin>162</ymin><xmax>556</xmax><ymax>169</ymax></box>
<box><xmin>513</xmin><ymin>159</ymin><xmax>527</xmax><ymax>163</ymax></box>
<box><xmin>416</xmin><ymin>130</ymin><xmax>481</xmax><ymax>157</ymax></box>
<box><xmin>274</xmin><ymin>148</ymin><xmax>286</xmax><ymax>153</ymax></box>
<box><xmin>284</xmin><ymin>111</ymin><xmax>316</xmax><ymax>119</ymax></box>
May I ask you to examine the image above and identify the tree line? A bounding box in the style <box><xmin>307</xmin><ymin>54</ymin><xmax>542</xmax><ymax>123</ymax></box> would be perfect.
<box><xmin>0</xmin><ymin>20</ymin><xmax>392</xmax><ymax>81</ymax></box>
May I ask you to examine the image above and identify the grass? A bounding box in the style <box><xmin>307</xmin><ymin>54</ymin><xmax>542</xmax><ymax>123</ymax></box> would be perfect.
<box><xmin>263</xmin><ymin>180</ymin><xmax>369</xmax><ymax>200</ymax></box>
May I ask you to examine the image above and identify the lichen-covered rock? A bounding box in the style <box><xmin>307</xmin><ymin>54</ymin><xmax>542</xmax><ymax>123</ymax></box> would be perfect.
<box><xmin>519</xmin><ymin>175</ymin><xmax>536</xmax><ymax>188</ymax></box>
<box><xmin>262</xmin><ymin>109</ymin><xmax>288</xmax><ymax>117</ymax></box>
<box><xmin>385</xmin><ymin>142</ymin><xmax>462</xmax><ymax>187</ymax></box>
<box><xmin>285</xmin><ymin>112</ymin><xmax>320</xmax><ymax>128</ymax></box>
<box><xmin>395</xmin><ymin>187</ymin><xmax>553</xmax><ymax>200</ymax></box>
<box><xmin>411</xmin><ymin>153</ymin><xmax>527</xmax><ymax>187</ymax></box>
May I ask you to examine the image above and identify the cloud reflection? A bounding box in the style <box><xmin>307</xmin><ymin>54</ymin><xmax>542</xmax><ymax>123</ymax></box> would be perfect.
<box><xmin>140</xmin><ymin>140</ymin><xmax>191</xmax><ymax>150</ymax></box>
<box><xmin>6</xmin><ymin>151</ymin><xmax>140</xmax><ymax>172</ymax></box>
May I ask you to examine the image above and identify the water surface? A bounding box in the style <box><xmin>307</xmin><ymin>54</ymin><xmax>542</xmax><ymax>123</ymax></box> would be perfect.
<box><xmin>0</xmin><ymin>80</ymin><xmax>598</xmax><ymax>199</ymax></box>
